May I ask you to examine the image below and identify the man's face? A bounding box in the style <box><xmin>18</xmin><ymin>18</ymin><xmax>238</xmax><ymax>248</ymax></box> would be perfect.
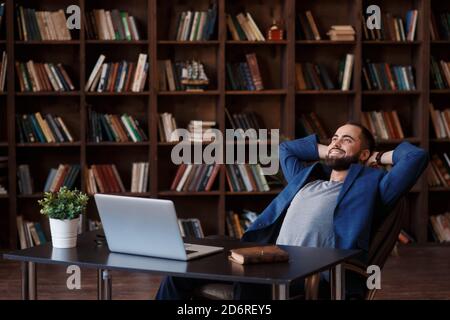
<box><xmin>325</xmin><ymin>124</ymin><xmax>368</xmax><ymax>171</ymax></box>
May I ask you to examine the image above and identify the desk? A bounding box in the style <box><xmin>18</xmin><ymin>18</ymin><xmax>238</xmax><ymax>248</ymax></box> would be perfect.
<box><xmin>3</xmin><ymin>231</ymin><xmax>360</xmax><ymax>300</ymax></box>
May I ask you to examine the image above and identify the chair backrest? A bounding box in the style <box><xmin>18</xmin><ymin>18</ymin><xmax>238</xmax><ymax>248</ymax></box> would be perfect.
<box><xmin>366</xmin><ymin>198</ymin><xmax>407</xmax><ymax>269</ymax></box>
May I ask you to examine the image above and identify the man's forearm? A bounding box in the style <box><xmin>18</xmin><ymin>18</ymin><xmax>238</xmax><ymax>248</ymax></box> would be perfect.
<box><xmin>379</xmin><ymin>151</ymin><xmax>394</xmax><ymax>165</ymax></box>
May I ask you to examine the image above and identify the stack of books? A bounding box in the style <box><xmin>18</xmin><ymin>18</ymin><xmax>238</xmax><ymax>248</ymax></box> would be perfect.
<box><xmin>362</xmin><ymin>10</ymin><xmax>418</xmax><ymax>41</ymax></box>
<box><xmin>158</xmin><ymin>113</ymin><xmax>179</xmax><ymax>143</ymax></box>
<box><xmin>226</xmin><ymin>53</ymin><xmax>264</xmax><ymax>91</ymax></box>
<box><xmin>85</xmin><ymin>164</ymin><xmax>126</xmax><ymax>194</ymax></box>
<box><xmin>297</xmin><ymin>112</ymin><xmax>328</xmax><ymax>141</ymax></box>
<box><xmin>226</xmin><ymin>210</ymin><xmax>258</xmax><ymax>239</ymax></box>
<box><xmin>0</xmin><ymin>156</ymin><xmax>7</xmax><ymax>195</ymax></box>
<box><xmin>186</xmin><ymin>120</ymin><xmax>217</xmax><ymax>143</ymax></box>
<box><xmin>170</xmin><ymin>164</ymin><xmax>220</xmax><ymax>192</ymax></box>
<box><xmin>16</xmin><ymin>113</ymin><xmax>74</xmax><ymax>144</ymax></box>
<box><xmin>327</xmin><ymin>25</ymin><xmax>355</xmax><ymax>41</ymax></box>
<box><xmin>296</xmin><ymin>11</ymin><xmax>321</xmax><ymax>40</ymax></box>
<box><xmin>173</xmin><ymin>2</ymin><xmax>217</xmax><ymax>41</ymax></box>
<box><xmin>431</xmin><ymin>11</ymin><xmax>450</xmax><ymax>41</ymax></box>
<box><xmin>430</xmin><ymin>56</ymin><xmax>450</xmax><ymax>89</ymax></box>
<box><xmin>85</xmin><ymin>54</ymin><xmax>148</xmax><ymax>93</ymax></box>
<box><xmin>429</xmin><ymin>104</ymin><xmax>450</xmax><ymax>139</ymax></box>
<box><xmin>226</xmin><ymin>12</ymin><xmax>265</xmax><ymax>41</ymax></box>
<box><xmin>428</xmin><ymin>153</ymin><xmax>450</xmax><ymax>188</ymax></box>
<box><xmin>226</xmin><ymin>164</ymin><xmax>270</xmax><ymax>192</ymax></box>
<box><xmin>17</xmin><ymin>164</ymin><xmax>33</xmax><ymax>195</ymax></box>
<box><xmin>15</xmin><ymin>61</ymin><xmax>76</xmax><ymax>92</ymax></box>
<box><xmin>44</xmin><ymin>164</ymin><xmax>81</xmax><ymax>192</ymax></box>
<box><xmin>362</xmin><ymin>111</ymin><xmax>405</xmax><ymax>140</ymax></box>
<box><xmin>362</xmin><ymin>62</ymin><xmax>416</xmax><ymax>91</ymax></box>
<box><xmin>16</xmin><ymin>6</ymin><xmax>72</xmax><ymax>41</ymax></box>
<box><xmin>178</xmin><ymin>218</ymin><xmax>204</xmax><ymax>238</ymax></box>
<box><xmin>85</xmin><ymin>9</ymin><xmax>141</xmax><ymax>41</ymax></box>
<box><xmin>131</xmin><ymin>162</ymin><xmax>149</xmax><ymax>193</ymax></box>
<box><xmin>88</xmin><ymin>109</ymin><xmax>148</xmax><ymax>143</ymax></box>
<box><xmin>0</xmin><ymin>51</ymin><xmax>6</xmax><ymax>92</ymax></box>
<box><xmin>157</xmin><ymin>59</ymin><xmax>209</xmax><ymax>91</ymax></box>
<box><xmin>16</xmin><ymin>216</ymin><xmax>48</xmax><ymax>249</ymax></box>
<box><xmin>429</xmin><ymin>213</ymin><xmax>450</xmax><ymax>243</ymax></box>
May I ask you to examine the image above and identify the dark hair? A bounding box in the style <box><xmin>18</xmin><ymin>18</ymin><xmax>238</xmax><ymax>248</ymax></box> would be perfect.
<box><xmin>345</xmin><ymin>121</ymin><xmax>375</xmax><ymax>153</ymax></box>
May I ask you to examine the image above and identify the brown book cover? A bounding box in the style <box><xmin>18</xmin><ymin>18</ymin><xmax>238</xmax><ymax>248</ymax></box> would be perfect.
<box><xmin>110</xmin><ymin>164</ymin><xmax>126</xmax><ymax>192</ymax></box>
<box><xmin>57</xmin><ymin>64</ymin><xmax>75</xmax><ymax>91</ymax></box>
<box><xmin>205</xmin><ymin>164</ymin><xmax>220</xmax><ymax>191</ymax></box>
<box><xmin>305</xmin><ymin>11</ymin><xmax>321</xmax><ymax>40</ymax></box>
<box><xmin>91</xmin><ymin>165</ymin><xmax>106</xmax><ymax>193</ymax></box>
<box><xmin>124</xmin><ymin>63</ymin><xmax>135</xmax><ymax>92</ymax></box>
<box><xmin>245</xmin><ymin>53</ymin><xmax>264</xmax><ymax>91</ymax></box>
<box><xmin>229</xmin><ymin>245</ymin><xmax>289</xmax><ymax>265</ymax></box>
<box><xmin>108</xmin><ymin>63</ymin><xmax>119</xmax><ymax>92</ymax></box>
<box><xmin>295</xmin><ymin>63</ymin><xmax>307</xmax><ymax>90</ymax></box>
<box><xmin>170</xmin><ymin>164</ymin><xmax>187</xmax><ymax>191</ymax></box>
<box><xmin>102</xmin><ymin>165</ymin><xmax>119</xmax><ymax>193</ymax></box>
<box><xmin>38</xmin><ymin>64</ymin><xmax>52</xmax><ymax>91</ymax></box>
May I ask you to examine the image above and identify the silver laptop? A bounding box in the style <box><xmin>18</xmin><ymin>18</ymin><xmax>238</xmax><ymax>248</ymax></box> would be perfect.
<box><xmin>94</xmin><ymin>194</ymin><xmax>223</xmax><ymax>261</ymax></box>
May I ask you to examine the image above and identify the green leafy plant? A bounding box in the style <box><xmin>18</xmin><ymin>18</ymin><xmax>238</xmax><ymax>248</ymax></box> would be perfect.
<box><xmin>38</xmin><ymin>187</ymin><xmax>89</xmax><ymax>220</ymax></box>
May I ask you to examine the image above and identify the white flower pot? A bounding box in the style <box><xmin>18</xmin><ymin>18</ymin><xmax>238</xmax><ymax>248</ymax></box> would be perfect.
<box><xmin>49</xmin><ymin>217</ymin><xmax>80</xmax><ymax>249</ymax></box>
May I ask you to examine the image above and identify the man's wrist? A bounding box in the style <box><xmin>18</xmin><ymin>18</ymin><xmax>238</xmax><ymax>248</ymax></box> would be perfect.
<box><xmin>376</xmin><ymin>151</ymin><xmax>386</xmax><ymax>166</ymax></box>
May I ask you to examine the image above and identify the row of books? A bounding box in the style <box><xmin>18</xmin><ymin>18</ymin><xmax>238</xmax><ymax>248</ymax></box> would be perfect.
<box><xmin>362</xmin><ymin>111</ymin><xmax>405</xmax><ymax>140</ymax></box>
<box><xmin>225</xmin><ymin>109</ymin><xmax>265</xmax><ymax>133</ymax></box>
<box><xmin>44</xmin><ymin>164</ymin><xmax>80</xmax><ymax>193</ymax></box>
<box><xmin>226</xmin><ymin>12</ymin><xmax>265</xmax><ymax>41</ymax></box>
<box><xmin>170</xmin><ymin>163</ymin><xmax>220</xmax><ymax>192</ymax></box>
<box><xmin>16</xmin><ymin>61</ymin><xmax>75</xmax><ymax>92</ymax></box>
<box><xmin>430</xmin><ymin>11</ymin><xmax>450</xmax><ymax>41</ymax></box>
<box><xmin>17</xmin><ymin>164</ymin><xmax>33</xmax><ymax>195</ymax></box>
<box><xmin>16</xmin><ymin>113</ymin><xmax>74</xmax><ymax>144</ymax></box>
<box><xmin>173</xmin><ymin>3</ymin><xmax>217</xmax><ymax>41</ymax></box>
<box><xmin>226</xmin><ymin>164</ymin><xmax>270</xmax><ymax>192</ymax></box>
<box><xmin>86</xmin><ymin>54</ymin><xmax>148</xmax><ymax>93</ymax></box>
<box><xmin>428</xmin><ymin>153</ymin><xmax>450</xmax><ymax>188</ymax></box>
<box><xmin>157</xmin><ymin>59</ymin><xmax>209</xmax><ymax>92</ymax></box>
<box><xmin>85</xmin><ymin>9</ymin><xmax>141</xmax><ymax>41</ymax></box>
<box><xmin>16</xmin><ymin>6</ymin><xmax>72</xmax><ymax>41</ymax></box>
<box><xmin>226</xmin><ymin>210</ymin><xmax>258</xmax><ymax>239</ymax></box>
<box><xmin>178</xmin><ymin>218</ymin><xmax>204</xmax><ymax>238</ymax></box>
<box><xmin>295</xmin><ymin>11</ymin><xmax>321</xmax><ymax>41</ymax></box>
<box><xmin>429</xmin><ymin>104</ymin><xmax>450</xmax><ymax>139</ymax></box>
<box><xmin>296</xmin><ymin>55</ymin><xmax>354</xmax><ymax>91</ymax></box>
<box><xmin>226</xmin><ymin>53</ymin><xmax>264</xmax><ymax>91</ymax></box>
<box><xmin>0</xmin><ymin>156</ymin><xmax>6</xmax><ymax>195</ymax></box>
<box><xmin>158</xmin><ymin>112</ymin><xmax>178</xmax><ymax>143</ymax></box>
<box><xmin>88</xmin><ymin>110</ymin><xmax>148</xmax><ymax>143</ymax></box>
<box><xmin>362</xmin><ymin>62</ymin><xmax>416</xmax><ymax>91</ymax></box>
<box><xmin>0</xmin><ymin>51</ymin><xmax>6</xmax><ymax>92</ymax></box>
<box><xmin>131</xmin><ymin>162</ymin><xmax>149</xmax><ymax>193</ymax></box>
<box><xmin>430</xmin><ymin>57</ymin><xmax>450</xmax><ymax>90</ymax></box>
<box><xmin>296</xmin><ymin>112</ymin><xmax>328</xmax><ymax>141</ymax></box>
<box><xmin>429</xmin><ymin>213</ymin><xmax>450</xmax><ymax>243</ymax></box>
<box><xmin>362</xmin><ymin>10</ymin><xmax>418</xmax><ymax>41</ymax></box>
<box><xmin>16</xmin><ymin>216</ymin><xmax>47</xmax><ymax>249</ymax></box>
<box><xmin>326</xmin><ymin>25</ymin><xmax>355</xmax><ymax>41</ymax></box>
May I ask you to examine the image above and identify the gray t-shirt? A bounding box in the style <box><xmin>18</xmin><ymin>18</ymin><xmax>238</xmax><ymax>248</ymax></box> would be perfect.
<box><xmin>276</xmin><ymin>179</ymin><xmax>343</xmax><ymax>249</ymax></box>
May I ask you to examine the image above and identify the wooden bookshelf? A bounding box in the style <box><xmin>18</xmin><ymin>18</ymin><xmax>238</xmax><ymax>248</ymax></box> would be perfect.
<box><xmin>0</xmin><ymin>0</ymin><xmax>448</xmax><ymax>249</ymax></box>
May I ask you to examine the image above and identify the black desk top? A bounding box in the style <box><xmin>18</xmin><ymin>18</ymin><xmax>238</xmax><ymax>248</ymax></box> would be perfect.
<box><xmin>3</xmin><ymin>231</ymin><xmax>360</xmax><ymax>285</ymax></box>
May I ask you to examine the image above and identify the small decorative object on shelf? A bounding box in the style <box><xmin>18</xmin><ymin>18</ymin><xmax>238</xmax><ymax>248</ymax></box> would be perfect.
<box><xmin>181</xmin><ymin>60</ymin><xmax>209</xmax><ymax>91</ymax></box>
<box><xmin>38</xmin><ymin>187</ymin><xmax>89</xmax><ymax>248</ymax></box>
<box><xmin>267</xmin><ymin>20</ymin><xmax>284</xmax><ymax>41</ymax></box>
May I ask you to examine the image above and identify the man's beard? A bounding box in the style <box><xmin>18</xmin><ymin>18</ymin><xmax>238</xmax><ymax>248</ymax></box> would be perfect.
<box><xmin>325</xmin><ymin>151</ymin><xmax>361</xmax><ymax>171</ymax></box>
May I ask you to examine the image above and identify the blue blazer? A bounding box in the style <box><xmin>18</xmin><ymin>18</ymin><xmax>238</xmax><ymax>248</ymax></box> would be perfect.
<box><xmin>242</xmin><ymin>135</ymin><xmax>429</xmax><ymax>253</ymax></box>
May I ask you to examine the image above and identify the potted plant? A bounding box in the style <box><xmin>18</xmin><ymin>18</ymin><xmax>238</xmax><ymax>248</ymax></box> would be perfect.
<box><xmin>38</xmin><ymin>187</ymin><xmax>89</xmax><ymax>248</ymax></box>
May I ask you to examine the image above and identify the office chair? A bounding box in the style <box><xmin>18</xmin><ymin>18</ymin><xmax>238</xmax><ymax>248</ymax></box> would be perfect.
<box><xmin>196</xmin><ymin>197</ymin><xmax>407</xmax><ymax>300</ymax></box>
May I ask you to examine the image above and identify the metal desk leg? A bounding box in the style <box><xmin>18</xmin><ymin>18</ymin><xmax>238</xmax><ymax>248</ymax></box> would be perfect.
<box><xmin>330</xmin><ymin>264</ymin><xmax>345</xmax><ymax>300</ymax></box>
<box><xmin>272</xmin><ymin>283</ymin><xmax>289</xmax><ymax>300</ymax></box>
<box><xmin>22</xmin><ymin>262</ymin><xmax>37</xmax><ymax>300</ymax></box>
<box><xmin>102</xmin><ymin>270</ymin><xmax>112</xmax><ymax>300</ymax></box>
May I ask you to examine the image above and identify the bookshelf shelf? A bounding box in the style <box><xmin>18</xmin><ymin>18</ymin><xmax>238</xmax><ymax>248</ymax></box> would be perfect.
<box><xmin>16</xmin><ymin>92</ymin><xmax>81</xmax><ymax>96</ymax></box>
<box><xmin>0</xmin><ymin>195</ymin><xmax>8</xmax><ymax>199</ymax></box>
<box><xmin>429</xmin><ymin>188</ymin><xmax>450</xmax><ymax>192</ymax></box>
<box><xmin>158</xmin><ymin>191</ymin><xmax>221</xmax><ymax>197</ymax></box>
<box><xmin>227</xmin><ymin>40</ymin><xmax>289</xmax><ymax>45</ymax></box>
<box><xmin>15</xmin><ymin>41</ymin><xmax>81</xmax><ymax>45</ymax></box>
<box><xmin>225</xmin><ymin>190</ymin><xmax>283</xmax><ymax>196</ymax></box>
<box><xmin>431</xmin><ymin>41</ymin><xmax>450</xmax><ymax>45</ymax></box>
<box><xmin>88</xmin><ymin>192</ymin><xmax>153</xmax><ymax>198</ymax></box>
<box><xmin>296</xmin><ymin>90</ymin><xmax>356</xmax><ymax>95</ymax></box>
<box><xmin>362</xmin><ymin>41</ymin><xmax>422</xmax><ymax>45</ymax></box>
<box><xmin>376</xmin><ymin>138</ymin><xmax>422</xmax><ymax>145</ymax></box>
<box><xmin>226</xmin><ymin>90</ymin><xmax>287</xmax><ymax>95</ymax></box>
<box><xmin>296</xmin><ymin>40</ymin><xmax>356</xmax><ymax>45</ymax></box>
<box><xmin>86</xmin><ymin>142</ymin><xmax>149</xmax><ymax>147</ymax></box>
<box><xmin>430</xmin><ymin>90</ymin><xmax>450</xmax><ymax>95</ymax></box>
<box><xmin>85</xmin><ymin>92</ymin><xmax>150</xmax><ymax>96</ymax></box>
<box><xmin>430</xmin><ymin>139</ymin><xmax>450</xmax><ymax>143</ymax></box>
<box><xmin>0</xmin><ymin>92</ymin><xmax>6</xmax><ymax>96</ymax></box>
<box><xmin>362</xmin><ymin>91</ymin><xmax>422</xmax><ymax>95</ymax></box>
<box><xmin>86</xmin><ymin>40</ymin><xmax>149</xmax><ymax>45</ymax></box>
<box><xmin>16</xmin><ymin>143</ymin><xmax>82</xmax><ymax>148</ymax></box>
<box><xmin>158</xmin><ymin>91</ymin><xmax>220</xmax><ymax>96</ymax></box>
<box><xmin>0</xmin><ymin>40</ymin><xmax>7</xmax><ymax>44</ymax></box>
<box><xmin>158</xmin><ymin>41</ymin><xmax>219</xmax><ymax>45</ymax></box>
<box><xmin>17</xmin><ymin>193</ymin><xmax>44</xmax><ymax>199</ymax></box>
